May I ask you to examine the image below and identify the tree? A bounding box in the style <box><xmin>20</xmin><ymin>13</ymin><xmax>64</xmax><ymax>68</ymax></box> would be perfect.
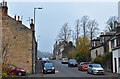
<box><xmin>57</xmin><ymin>23</ymin><xmax>71</xmax><ymax>42</ymax></box>
<box><xmin>75</xmin><ymin>20</ymin><xmax>80</xmax><ymax>40</ymax></box>
<box><xmin>88</xmin><ymin>19</ymin><xmax>99</xmax><ymax>43</ymax></box>
<box><xmin>106</xmin><ymin>16</ymin><xmax>118</xmax><ymax>32</ymax></box>
<box><xmin>75</xmin><ymin>36</ymin><xmax>90</xmax><ymax>61</ymax></box>
<box><xmin>80</xmin><ymin>16</ymin><xmax>89</xmax><ymax>37</ymax></box>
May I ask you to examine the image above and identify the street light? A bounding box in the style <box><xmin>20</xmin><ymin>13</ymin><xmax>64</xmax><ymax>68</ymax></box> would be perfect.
<box><xmin>34</xmin><ymin>7</ymin><xmax>42</xmax><ymax>29</ymax></box>
<box><xmin>33</xmin><ymin>7</ymin><xmax>42</xmax><ymax>74</ymax></box>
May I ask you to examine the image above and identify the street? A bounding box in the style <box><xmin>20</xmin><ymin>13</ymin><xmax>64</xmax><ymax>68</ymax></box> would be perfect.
<box><xmin>28</xmin><ymin>60</ymin><xmax>119</xmax><ymax>79</ymax></box>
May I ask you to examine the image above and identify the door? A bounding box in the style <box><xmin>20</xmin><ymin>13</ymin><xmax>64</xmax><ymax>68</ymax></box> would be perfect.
<box><xmin>114</xmin><ymin>58</ymin><xmax>117</xmax><ymax>73</ymax></box>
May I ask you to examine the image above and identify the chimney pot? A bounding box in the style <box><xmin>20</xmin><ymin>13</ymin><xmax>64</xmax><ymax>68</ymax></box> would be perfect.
<box><xmin>18</xmin><ymin>16</ymin><xmax>20</xmax><ymax>21</ymax></box>
<box><xmin>31</xmin><ymin>19</ymin><xmax>33</xmax><ymax>24</ymax></box>
<box><xmin>101</xmin><ymin>32</ymin><xmax>104</xmax><ymax>35</ymax></box>
<box><xmin>5</xmin><ymin>1</ymin><xmax>7</xmax><ymax>6</ymax></box>
<box><xmin>2</xmin><ymin>0</ymin><xmax>5</xmax><ymax>6</ymax></box>
<box><xmin>14</xmin><ymin>15</ymin><xmax>16</xmax><ymax>20</ymax></box>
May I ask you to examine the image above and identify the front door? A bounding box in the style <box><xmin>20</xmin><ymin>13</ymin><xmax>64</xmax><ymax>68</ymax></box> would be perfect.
<box><xmin>114</xmin><ymin>58</ymin><xmax>117</xmax><ymax>73</ymax></box>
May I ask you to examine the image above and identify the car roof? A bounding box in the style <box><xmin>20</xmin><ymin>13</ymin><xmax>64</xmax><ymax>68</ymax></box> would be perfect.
<box><xmin>89</xmin><ymin>64</ymin><xmax>101</xmax><ymax>66</ymax></box>
<box><xmin>44</xmin><ymin>63</ymin><xmax>53</xmax><ymax>65</ymax></box>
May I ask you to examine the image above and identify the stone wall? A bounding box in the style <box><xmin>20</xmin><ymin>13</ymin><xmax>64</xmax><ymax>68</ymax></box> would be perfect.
<box><xmin>2</xmin><ymin>15</ymin><xmax>33</xmax><ymax>73</ymax></box>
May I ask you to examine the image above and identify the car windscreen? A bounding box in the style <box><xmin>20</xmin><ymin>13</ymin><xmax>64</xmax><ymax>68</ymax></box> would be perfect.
<box><xmin>45</xmin><ymin>63</ymin><xmax>53</xmax><ymax>68</ymax></box>
<box><xmin>69</xmin><ymin>60</ymin><xmax>76</xmax><ymax>62</ymax></box>
<box><xmin>63</xmin><ymin>58</ymin><xmax>68</xmax><ymax>60</ymax></box>
<box><xmin>92</xmin><ymin>64</ymin><xmax>101</xmax><ymax>68</ymax></box>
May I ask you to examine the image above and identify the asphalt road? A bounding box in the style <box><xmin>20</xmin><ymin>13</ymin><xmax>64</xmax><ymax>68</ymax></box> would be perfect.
<box><xmin>27</xmin><ymin>60</ymin><xmax>120</xmax><ymax>79</ymax></box>
<box><xmin>42</xmin><ymin>60</ymin><xmax>119</xmax><ymax>77</ymax></box>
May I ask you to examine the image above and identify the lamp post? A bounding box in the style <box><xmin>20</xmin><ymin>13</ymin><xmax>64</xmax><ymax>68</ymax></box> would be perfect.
<box><xmin>33</xmin><ymin>7</ymin><xmax>42</xmax><ymax>74</ymax></box>
<box><xmin>34</xmin><ymin>7</ymin><xmax>42</xmax><ymax>28</ymax></box>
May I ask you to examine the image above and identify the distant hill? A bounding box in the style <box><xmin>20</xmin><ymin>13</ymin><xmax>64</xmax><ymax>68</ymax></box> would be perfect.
<box><xmin>37</xmin><ymin>50</ymin><xmax>53</xmax><ymax>58</ymax></box>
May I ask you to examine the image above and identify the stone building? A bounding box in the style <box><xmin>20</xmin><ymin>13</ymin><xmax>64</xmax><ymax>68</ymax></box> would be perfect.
<box><xmin>53</xmin><ymin>41</ymin><xmax>75</xmax><ymax>60</ymax></box>
<box><xmin>90</xmin><ymin>32</ymin><xmax>115</xmax><ymax>61</ymax></box>
<box><xmin>0</xmin><ymin>1</ymin><xmax>37</xmax><ymax>74</ymax></box>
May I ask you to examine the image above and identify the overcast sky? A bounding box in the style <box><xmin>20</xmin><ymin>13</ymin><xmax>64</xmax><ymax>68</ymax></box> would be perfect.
<box><xmin>6</xmin><ymin>0</ymin><xmax>118</xmax><ymax>53</ymax></box>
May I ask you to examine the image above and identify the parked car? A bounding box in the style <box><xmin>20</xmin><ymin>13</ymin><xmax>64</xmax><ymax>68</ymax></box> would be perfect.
<box><xmin>87</xmin><ymin>64</ymin><xmax>104</xmax><ymax>75</ymax></box>
<box><xmin>3</xmin><ymin>65</ymin><xmax>26</xmax><ymax>76</ymax></box>
<box><xmin>68</xmin><ymin>59</ymin><xmax>77</xmax><ymax>67</ymax></box>
<box><xmin>42</xmin><ymin>59</ymin><xmax>51</xmax><ymax>68</ymax></box>
<box><xmin>61</xmin><ymin>58</ymin><xmax>68</xmax><ymax>64</ymax></box>
<box><xmin>78</xmin><ymin>62</ymin><xmax>89</xmax><ymax>71</ymax></box>
<box><xmin>43</xmin><ymin>63</ymin><xmax>55</xmax><ymax>74</ymax></box>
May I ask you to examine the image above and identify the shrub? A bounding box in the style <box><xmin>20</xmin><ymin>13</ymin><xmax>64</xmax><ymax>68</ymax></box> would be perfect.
<box><xmin>94</xmin><ymin>56</ymin><xmax>104</xmax><ymax>65</ymax></box>
<box><xmin>2</xmin><ymin>72</ymin><xmax>8</xmax><ymax>78</ymax></box>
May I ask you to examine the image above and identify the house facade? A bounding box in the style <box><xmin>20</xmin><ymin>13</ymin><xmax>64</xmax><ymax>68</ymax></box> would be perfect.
<box><xmin>90</xmin><ymin>32</ymin><xmax>115</xmax><ymax>61</ymax></box>
<box><xmin>53</xmin><ymin>41</ymin><xmax>75</xmax><ymax>60</ymax></box>
<box><xmin>0</xmin><ymin>1</ymin><xmax>37</xmax><ymax>74</ymax></box>
<box><xmin>109</xmin><ymin>22</ymin><xmax>120</xmax><ymax>74</ymax></box>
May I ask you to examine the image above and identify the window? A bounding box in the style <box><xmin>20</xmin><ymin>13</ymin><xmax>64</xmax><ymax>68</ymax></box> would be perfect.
<box><xmin>96</xmin><ymin>50</ymin><xmax>98</xmax><ymax>56</ymax></box>
<box><xmin>100</xmin><ymin>37</ymin><xmax>104</xmax><ymax>44</ymax></box>
<box><xmin>111</xmin><ymin>40</ymin><xmax>115</xmax><ymax>48</ymax></box>
<box><xmin>117</xmin><ymin>36</ymin><xmax>120</xmax><ymax>46</ymax></box>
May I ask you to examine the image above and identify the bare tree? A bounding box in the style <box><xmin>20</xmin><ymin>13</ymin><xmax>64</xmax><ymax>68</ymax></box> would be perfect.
<box><xmin>75</xmin><ymin>20</ymin><xmax>80</xmax><ymax>40</ymax></box>
<box><xmin>57</xmin><ymin>23</ymin><xmax>71</xmax><ymax>42</ymax></box>
<box><xmin>88</xmin><ymin>19</ymin><xmax>99</xmax><ymax>42</ymax></box>
<box><xmin>80</xmin><ymin>16</ymin><xmax>89</xmax><ymax>37</ymax></box>
<box><xmin>106</xmin><ymin>16</ymin><xmax>118</xmax><ymax>32</ymax></box>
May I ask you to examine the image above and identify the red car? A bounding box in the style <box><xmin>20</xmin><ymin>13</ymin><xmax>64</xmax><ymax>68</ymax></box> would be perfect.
<box><xmin>3</xmin><ymin>65</ymin><xmax>26</xmax><ymax>76</ymax></box>
<box><xmin>78</xmin><ymin>62</ymin><xmax>89</xmax><ymax>71</ymax></box>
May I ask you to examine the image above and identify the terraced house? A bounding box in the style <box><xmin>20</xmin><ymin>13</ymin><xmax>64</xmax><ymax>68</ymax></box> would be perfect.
<box><xmin>0</xmin><ymin>1</ymin><xmax>37</xmax><ymax>74</ymax></box>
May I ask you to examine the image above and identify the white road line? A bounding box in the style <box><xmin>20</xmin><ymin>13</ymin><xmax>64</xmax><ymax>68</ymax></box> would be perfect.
<box><xmin>55</xmin><ymin>70</ymin><xmax>59</xmax><ymax>73</ymax></box>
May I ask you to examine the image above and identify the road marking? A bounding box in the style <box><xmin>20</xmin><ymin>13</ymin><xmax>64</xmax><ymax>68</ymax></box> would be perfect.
<box><xmin>55</xmin><ymin>70</ymin><xmax>59</xmax><ymax>73</ymax></box>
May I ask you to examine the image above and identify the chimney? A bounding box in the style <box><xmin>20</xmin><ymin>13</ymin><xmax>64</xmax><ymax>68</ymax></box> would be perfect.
<box><xmin>30</xmin><ymin>19</ymin><xmax>34</xmax><ymax>31</ymax></box>
<box><xmin>116</xmin><ymin>22</ymin><xmax>120</xmax><ymax>33</ymax></box>
<box><xmin>2</xmin><ymin>0</ymin><xmax>5</xmax><ymax>6</ymax></box>
<box><xmin>14</xmin><ymin>15</ymin><xmax>16</xmax><ymax>20</ymax></box>
<box><xmin>5</xmin><ymin>1</ymin><xmax>7</xmax><ymax>6</ymax></box>
<box><xmin>18</xmin><ymin>16</ymin><xmax>20</xmax><ymax>21</ymax></box>
<box><xmin>1</xmin><ymin>0</ymin><xmax>8</xmax><ymax>16</ymax></box>
<box><xmin>101</xmin><ymin>32</ymin><xmax>104</xmax><ymax>35</ymax></box>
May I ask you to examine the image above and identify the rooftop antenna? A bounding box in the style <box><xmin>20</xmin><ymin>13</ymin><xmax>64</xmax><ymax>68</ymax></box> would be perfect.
<box><xmin>27</xmin><ymin>17</ymin><xmax>31</xmax><ymax>25</ymax></box>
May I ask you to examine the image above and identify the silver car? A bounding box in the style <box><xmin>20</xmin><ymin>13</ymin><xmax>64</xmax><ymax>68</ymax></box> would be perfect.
<box><xmin>61</xmin><ymin>58</ymin><xmax>68</xmax><ymax>64</ymax></box>
<box><xmin>87</xmin><ymin>64</ymin><xmax>104</xmax><ymax>75</ymax></box>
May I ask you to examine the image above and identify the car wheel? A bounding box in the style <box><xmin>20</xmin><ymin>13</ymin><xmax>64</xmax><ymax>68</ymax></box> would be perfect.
<box><xmin>87</xmin><ymin>71</ymin><xmax>89</xmax><ymax>74</ymax></box>
<box><xmin>52</xmin><ymin>71</ymin><xmax>55</xmax><ymax>74</ymax></box>
<box><xmin>92</xmin><ymin>70</ymin><xmax>94</xmax><ymax>75</ymax></box>
<box><xmin>18</xmin><ymin>72</ymin><xmax>22</xmax><ymax>76</ymax></box>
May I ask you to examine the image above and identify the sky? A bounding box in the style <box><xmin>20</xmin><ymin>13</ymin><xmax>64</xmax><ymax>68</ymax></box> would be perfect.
<box><xmin>5</xmin><ymin>0</ymin><xmax>118</xmax><ymax>53</ymax></box>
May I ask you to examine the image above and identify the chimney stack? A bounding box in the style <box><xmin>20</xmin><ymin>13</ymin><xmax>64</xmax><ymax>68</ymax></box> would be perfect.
<box><xmin>2</xmin><ymin>0</ymin><xmax>5</xmax><ymax>6</ymax></box>
<box><xmin>1</xmin><ymin>0</ymin><xmax>8</xmax><ymax>16</ymax></box>
<box><xmin>18</xmin><ymin>16</ymin><xmax>20</xmax><ymax>21</ymax></box>
<box><xmin>14</xmin><ymin>15</ymin><xmax>16</xmax><ymax>20</ymax></box>
<box><xmin>116</xmin><ymin>22</ymin><xmax>120</xmax><ymax>33</ymax></box>
<box><xmin>30</xmin><ymin>19</ymin><xmax>34</xmax><ymax>31</ymax></box>
<box><xmin>5</xmin><ymin>1</ymin><xmax>7</xmax><ymax>6</ymax></box>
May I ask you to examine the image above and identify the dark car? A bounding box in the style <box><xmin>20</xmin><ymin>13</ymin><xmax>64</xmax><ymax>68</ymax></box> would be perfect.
<box><xmin>41</xmin><ymin>59</ymin><xmax>51</xmax><ymax>68</ymax></box>
<box><xmin>78</xmin><ymin>62</ymin><xmax>89</xmax><ymax>71</ymax></box>
<box><xmin>43</xmin><ymin>63</ymin><xmax>55</xmax><ymax>74</ymax></box>
<box><xmin>68</xmin><ymin>59</ymin><xmax>77</xmax><ymax>67</ymax></box>
<box><xmin>3</xmin><ymin>65</ymin><xmax>26</xmax><ymax>76</ymax></box>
